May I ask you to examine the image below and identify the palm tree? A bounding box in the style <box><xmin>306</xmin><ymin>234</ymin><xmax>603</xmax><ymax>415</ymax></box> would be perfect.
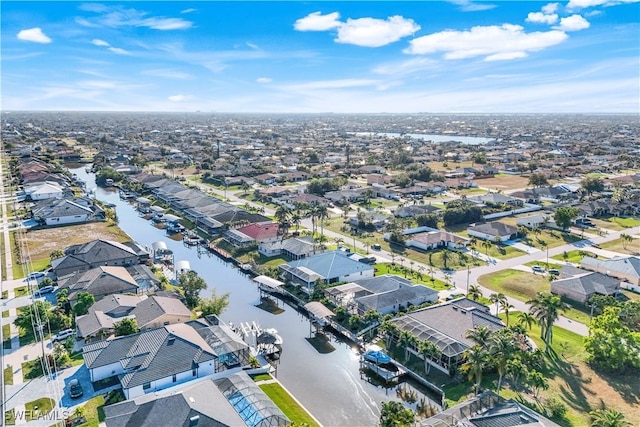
<box><xmin>620</xmin><ymin>233</ymin><xmax>633</xmax><ymax>250</ymax></box>
<box><xmin>461</xmin><ymin>346</ymin><xmax>489</xmax><ymax>395</ymax></box>
<box><xmin>500</xmin><ymin>299</ymin><xmax>515</xmax><ymax>326</ymax></box>
<box><xmin>398</xmin><ymin>330</ymin><xmax>417</xmax><ymax>363</ymax></box>
<box><xmin>380</xmin><ymin>321</ymin><xmax>398</xmax><ymax>349</ymax></box>
<box><xmin>418</xmin><ymin>340</ymin><xmax>439</xmax><ymax>375</ymax></box>
<box><xmin>315</xmin><ymin>205</ymin><xmax>329</xmax><ymax>238</ymax></box>
<box><xmin>589</xmin><ymin>408</ymin><xmax>632</xmax><ymax>427</ymax></box>
<box><xmin>506</xmin><ymin>358</ymin><xmax>528</xmax><ymax>391</ymax></box>
<box><xmin>441</xmin><ymin>248</ymin><xmax>452</xmax><ymax>269</ymax></box>
<box><xmin>517</xmin><ymin>312</ymin><xmax>536</xmax><ymax>331</ymax></box>
<box><xmin>527</xmin><ymin>292</ymin><xmax>568</xmax><ymax>352</ymax></box>
<box><xmin>465</xmin><ymin>325</ymin><xmax>492</xmax><ymax>348</ymax></box>
<box><xmin>291</xmin><ymin>213</ymin><xmax>302</xmax><ymax>234</ymax></box>
<box><xmin>468</xmin><ymin>284</ymin><xmax>482</xmax><ymax>301</ymax></box>
<box><xmin>481</xmin><ymin>240</ymin><xmax>492</xmax><ymax>255</ymax></box>
<box><xmin>489</xmin><ymin>293</ymin><xmax>507</xmax><ymax>316</ymax></box>
<box><xmin>490</xmin><ymin>332</ymin><xmax>515</xmax><ymax>393</ymax></box>
<box><xmin>427</xmin><ymin>266</ymin><xmax>435</xmax><ymax>283</ymax></box>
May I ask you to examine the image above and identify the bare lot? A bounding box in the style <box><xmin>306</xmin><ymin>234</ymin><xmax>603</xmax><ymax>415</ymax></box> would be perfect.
<box><xmin>19</xmin><ymin>222</ymin><xmax>131</xmax><ymax>262</ymax></box>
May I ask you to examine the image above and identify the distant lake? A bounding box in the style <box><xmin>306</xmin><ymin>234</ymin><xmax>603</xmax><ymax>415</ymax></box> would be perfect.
<box><xmin>357</xmin><ymin>132</ymin><xmax>495</xmax><ymax>145</ymax></box>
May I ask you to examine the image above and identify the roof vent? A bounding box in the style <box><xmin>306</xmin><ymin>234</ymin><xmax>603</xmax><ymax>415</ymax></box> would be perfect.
<box><xmin>189</xmin><ymin>415</ymin><xmax>200</xmax><ymax>426</ymax></box>
<box><xmin>168</xmin><ymin>337</ymin><xmax>175</xmax><ymax>345</ymax></box>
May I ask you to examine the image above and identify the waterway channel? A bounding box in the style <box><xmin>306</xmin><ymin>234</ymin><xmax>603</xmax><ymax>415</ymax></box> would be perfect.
<box><xmin>70</xmin><ymin>166</ymin><xmax>441</xmax><ymax>426</ymax></box>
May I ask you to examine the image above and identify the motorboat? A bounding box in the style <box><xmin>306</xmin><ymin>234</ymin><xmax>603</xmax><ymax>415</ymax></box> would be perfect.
<box><xmin>363</xmin><ymin>345</ymin><xmax>391</xmax><ymax>364</ymax></box>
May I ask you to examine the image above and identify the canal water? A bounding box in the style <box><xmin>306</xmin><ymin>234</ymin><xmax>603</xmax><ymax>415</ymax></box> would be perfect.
<box><xmin>71</xmin><ymin>166</ymin><xmax>440</xmax><ymax>426</ymax></box>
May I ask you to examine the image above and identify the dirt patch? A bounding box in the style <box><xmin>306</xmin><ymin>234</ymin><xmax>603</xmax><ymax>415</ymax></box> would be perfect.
<box><xmin>475</xmin><ymin>175</ymin><xmax>530</xmax><ymax>190</ymax></box>
<box><xmin>19</xmin><ymin>222</ymin><xmax>131</xmax><ymax>261</ymax></box>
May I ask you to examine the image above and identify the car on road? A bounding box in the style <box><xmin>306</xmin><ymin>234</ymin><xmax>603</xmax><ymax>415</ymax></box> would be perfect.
<box><xmin>532</xmin><ymin>265</ymin><xmax>545</xmax><ymax>273</ymax></box>
<box><xmin>372</xmin><ymin>244</ymin><xmax>381</xmax><ymax>250</ymax></box>
<box><xmin>446</xmin><ymin>293</ymin><xmax>464</xmax><ymax>301</ymax></box>
<box><xmin>68</xmin><ymin>379</ymin><xmax>83</xmax><ymax>398</ymax></box>
<box><xmin>548</xmin><ymin>268</ymin><xmax>560</xmax><ymax>275</ymax></box>
<box><xmin>52</xmin><ymin>328</ymin><xmax>75</xmax><ymax>343</ymax></box>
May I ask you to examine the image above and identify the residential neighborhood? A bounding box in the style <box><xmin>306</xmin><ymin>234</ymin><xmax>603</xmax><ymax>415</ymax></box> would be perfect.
<box><xmin>1</xmin><ymin>112</ymin><xmax>639</xmax><ymax>427</ymax></box>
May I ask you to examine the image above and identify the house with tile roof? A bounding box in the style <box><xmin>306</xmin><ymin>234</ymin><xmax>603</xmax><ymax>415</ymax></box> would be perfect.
<box><xmin>103</xmin><ymin>372</ymin><xmax>289</xmax><ymax>427</ymax></box>
<box><xmin>468</xmin><ymin>222</ymin><xmax>518</xmax><ymax>242</ymax></box>
<box><xmin>225</xmin><ymin>222</ymin><xmax>280</xmax><ymax>247</ymax></box>
<box><xmin>279</xmin><ymin>250</ymin><xmax>374</xmax><ymax>288</ymax></box>
<box><xmin>58</xmin><ymin>266</ymin><xmax>141</xmax><ymax>304</ymax></box>
<box><xmin>390</xmin><ymin>298</ymin><xmax>504</xmax><ymax>374</ymax></box>
<box><xmin>31</xmin><ymin>197</ymin><xmax>104</xmax><ymax>226</ymax></box>
<box><xmin>551</xmin><ymin>265</ymin><xmax>621</xmax><ymax>303</ymax></box>
<box><xmin>258</xmin><ymin>236</ymin><xmax>317</xmax><ymax>260</ymax></box>
<box><xmin>580</xmin><ymin>255</ymin><xmax>640</xmax><ymax>286</ymax></box>
<box><xmin>83</xmin><ymin>317</ymin><xmax>250</xmax><ymax>399</ymax></box>
<box><xmin>52</xmin><ymin>239</ymin><xmax>141</xmax><ymax>278</ymax></box>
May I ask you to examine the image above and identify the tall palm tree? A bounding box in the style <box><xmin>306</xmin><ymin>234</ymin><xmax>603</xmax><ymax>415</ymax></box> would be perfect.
<box><xmin>468</xmin><ymin>284</ymin><xmax>482</xmax><ymax>301</ymax></box>
<box><xmin>418</xmin><ymin>340</ymin><xmax>439</xmax><ymax>375</ymax></box>
<box><xmin>489</xmin><ymin>293</ymin><xmax>507</xmax><ymax>316</ymax></box>
<box><xmin>315</xmin><ymin>205</ymin><xmax>329</xmax><ymax>238</ymax></box>
<box><xmin>441</xmin><ymin>248</ymin><xmax>451</xmax><ymax>269</ymax></box>
<box><xmin>380</xmin><ymin>321</ymin><xmax>398</xmax><ymax>349</ymax></box>
<box><xmin>481</xmin><ymin>240</ymin><xmax>492</xmax><ymax>255</ymax></box>
<box><xmin>527</xmin><ymin>292</ymin><xmax>568</xmax><ymax>352</ymax></box>
<box><xmin>490</xmin><ymin>332</ymin><xmax>515</xmax><ymax>392</ymax></box>
<box><xmin>398</xmin><ymin>330</ymin><xmax>417</xmax><ymax>362</ymax></box>
<box><xmin>589</xmin><ymin>408</ymin><xmax>632</xmax><ymax>427</ymax></box>
<box><xmin>517</xmin><ymin>312</ymin><xmax>536</xmax><ymax>331</ymax></box>
<box><xmin>465</xmin><ymin>325</ymin><xmax>492</xmax><ymax>348</ymax></box>
<box><xmin>500</xmin><ymin>299</ymin><xmax>515</xmax><ymax>326</ymax></box>
<box><xmin>461</xmin><ymin>346</ymin><xmax>489</xmax><ymax>395</ymax></box>
<box><xmin>620</xmin><ymin>233</ymin><xmax>633</xmax><ymax>250</ymax></box>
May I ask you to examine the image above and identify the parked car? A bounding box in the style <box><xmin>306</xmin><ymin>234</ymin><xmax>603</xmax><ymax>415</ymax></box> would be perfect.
<box><xmin>446</xmin><ymin>292</ymin><xmax>464</xmax><ymax>301</ymax></box>
<box><xmin>34</xmin><ymin>286</ymin><xmax>54</xmax><ymax>297</ymax></box>
<box><xmin>25</xmin><ymin>271</ymin><xmax>45</xmax><ymax>281</ymax></box>
<box><xmin>532</xmin><ymin>265</ymin><xmax>545</xmax><ymax>273</ymax></box>
<box><xmin>372</xmin><ymin>244</ymin><xmax>381</xmax><ymax>250</ymax></box>
<box><xmin>68</xmin><ymin>379</ymin><xmax>83</xmax><ymax>398</ymax></box>
<box><xmin>52</xmin><ymin>329</ymin><xmax>75</xmax><ymax>343</ymax></box>
<box><xmin>548</xmin><ymin>268</ymin><xmax>560</xmax><ymax>275</ymax></box>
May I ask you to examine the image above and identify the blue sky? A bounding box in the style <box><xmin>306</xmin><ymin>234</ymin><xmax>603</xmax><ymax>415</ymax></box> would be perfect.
<box><xmin>2</xmin><ymin>1</ymin><xmax>638</xmax><ymax>113</ymax></box>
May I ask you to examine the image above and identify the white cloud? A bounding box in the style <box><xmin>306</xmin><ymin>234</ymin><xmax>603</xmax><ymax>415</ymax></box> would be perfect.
<box><xmin>246</xmin><ymin>42</ymin><xmax>260</xmax><ymax>50</ymax></box>
<box><xmin>526</xmin><ymin>12</ymin><xmax>559</xmax><ymax>24</ymax></box>
<box><xmin>405</xmin><ymin>24</ymin><xmax>568</xmax><ymax>61</ymax></box>
<box><xmin>138</xmin><ymin>18</ymin><xmax>192</xmax><ymax>30</ymax></box>
<box><xmin>168</xmin><ymin>94</ymin><xmax>189</xmax><ymax>102</ymax></box>
<box><xmin>567</xmin><ymin>0</ymin><xmax>639</xmax><ymax>10</ymax></box>
<box><xmin>107</xmin><ymin>47</ymin><xmax>131</xmax><ymax>55</ymax></box>
<box><xmin>91</xmin><ymin>38</ymin><xmax>110</xmax><ymax>46</ymax></box>
<box><xmin>335</xmin><ymin>16</ymin><xmax>420</xmax><ymax>47</ymax></box>
<box><xmin>280</xmin><ymin>79</ymin><xmax>380</xmax><ymax>91</ymax></box>
<box><xmin>181</xmin><ymin>8</ymin><xmax>197</xmax><ymax>14</ymax></box>
<box><xmin>542</xmin><ymin>3</ymin><xmax>560</xmax><ymax>13</ymax></box>
<box><xmin>77</xmin><ymin>5</ymin><xmax>193</xmax><ymax>31</ymax></box>
<box><xmin>141</xmin><ymin>69</ymin><xmax>193</xmax><ymax>79</ymax></box>
<box><xmin>256</xmin><ymin>77</ymin><xmax>272</xmax><ymax>84</ymax></box>
<box><xmin>17</xmin><ymin>27</ymin><xmax>52</xmax><ymax>44</ymax></box>
<box><xmin>447</xmin><ymin>0</ymin><xmax>497</xmax><ymax>12</ymax></box>
<box><xmin>553</xmin><ymin>14</ymin><xmax>590</xmax><ymax>31</ymax></box>
<box><xmin>294</xmin><ymin>11</ymin><xmax>341</xmax><ymax>31</ymax></box>
<box><xmin>372</xmin><ymin>57</ymin><xmax>439</xmax><ymax>76</ymax></box>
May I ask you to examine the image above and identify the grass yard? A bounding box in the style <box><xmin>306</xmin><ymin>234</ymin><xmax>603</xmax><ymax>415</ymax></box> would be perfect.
<box><xmin>250</xmin><ymin>373</ymin><xmax>272</xmax><ymax>382</ymax></box>
<box><xmin>259</xmin><ymin>382</ymin><xmax>319</xmax><ymax>427</ymax></box>
<box><xmin>3</xmin><ymin>324</ymin><xmax>11</xmax><ymax>349</ymax></box>
<box><xmin>12</xmin><ymin>258</ymin><xmax>51</xmax><ymax>280</ymax></box>
<box><xmin>375</xmin><ymin>263</ymin><xmax>449</xmax><ymax>290</ymax></box>
<box><xmin>25</xmin><ymin>397</ymin><xmax>55</xmax><ymax>421</ymax></box>
<box><xmin>470</xmin><ymin>243</ymin><xmax>526</xmax><ymax>260</ymax></box>
<box><xmin>502</xmin><ymin>312</ymin><xmax>638</xmax><ymax>426</ymax></box>
<box><xmin>478</xmin><ymin>269</ymin><xmax>591</xmax><ymax>324</ymax></box>
<box><xmin>551</xmin><ymin>250</ymin><xmax>600</xmax><ymax>264</ymax></box>
<box><xmin>13</xmin><ymin>286</ymin><xmax>28</xmax><ymax>297</ymax></box>
<box><xmin>520</xmin><ymin>229</ymin><xmax>582</xmax><ymax>250</ymax></box>
<box><xmin>4</xmin><ymin>366</ymin><xmax>13</xmax><ymax>385</ymax></box>
<box><xmin>22</xmin><ymin>358</ymin><xmax>45</xmax><ymax>380</ymax></box>
<box><xmin>590</xmin><ymin>216</ymin><xmax>640</xmax><ymax>231</ymax></box>
<box><xmin>18</xmin><ymin>222</ymin><xmax>131</xmax><ymax>262</ymax></box>
<box><xmin>599</xmin><ymin>237</ymin><xmax>640</xmax><ymax>256</ymax></box>
<box><xmin>2</xmin><ymin>310</ymin><xmax>9</xmax><ymax>318</ymax></box>
<box><xmin>77</xmin><ymin>394</ymin><xmax>106</xmax><ymax>427</ymax></box>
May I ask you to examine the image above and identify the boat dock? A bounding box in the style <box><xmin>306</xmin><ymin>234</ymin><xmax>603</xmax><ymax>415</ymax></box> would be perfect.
<box><xmin>360</xmin><ymin>359</ymin><xmax>406</xmax><ymax>382</ymax></box>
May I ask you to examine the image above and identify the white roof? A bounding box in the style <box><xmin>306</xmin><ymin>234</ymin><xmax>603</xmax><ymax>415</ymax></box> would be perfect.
<box><xmin>253</xmin><ymin>275</ymin><xmax>284</xmax><ymax>289</ymax></box>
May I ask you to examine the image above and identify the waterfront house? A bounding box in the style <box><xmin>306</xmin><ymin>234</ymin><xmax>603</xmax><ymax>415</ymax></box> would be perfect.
<box><xmin>258</xmin><ymin>236</ymin><xmax>317</xmax><ymax>260</ymax></box>
<box><xmin>390</xmin><ymin>298</ymin><xmax>504</xmax><ymax>374</ymax></box>
<box><xmin>51</xmin><ymin>239</ymin><xmax>142</xmax><ymax>278</ymax></box>
<box><xmin>57</xmin><ymin>266</ymin><xmax>141</xmax><ymax>304</ymax></box>
<box><xmin>103</xmin><ymin>372</ymin><xmax>290</xmax><ymax>427</ymax></box>
<box><xmin>279</xmin><ymin>250</ymin><xmax>374</xmax><ymax>288</ymax></box>
<box><xmin>31</xmin><ymin>197</ymin><xmax>104</xmax><ymax>226</ymax></box>
<box><xmin>83</xmin><ymin>317</ymin><xmax>250</xmax><ymax>399</ymax></box>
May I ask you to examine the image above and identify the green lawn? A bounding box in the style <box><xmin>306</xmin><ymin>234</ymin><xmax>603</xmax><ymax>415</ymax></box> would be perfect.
<box><xmin>472</xmin><ymin>244</ymin><xmax>526</xmax><ymax>260</ymax></box>
<box><xmin>25</xmin><ymin>397</ymin><xmax>55</xmax><ymax>421</ymax></box>
<box><xmin>12</xmin><ymin>258</ymin><xmax>50</xmax><ymax>280</ymax></box>
<box><xmin>4</xmin><ymin>366</ymin><xmax>13</xmax><ymax>385</ymax></box>
<box><xmin>14</xmin><ymin>286</ymin><xmax>28</xmax><ymax>297</ymax></box>
<box><xmin>5</xmin><ymin>409</ymin><xmax>15</xmax><ymax>426</ymax></box>
<box><xmin>259</xmin><ymin>382</ymin><xmax>320</xmax><ymax>427</ymax></box>
<box><xmin>520</xmin><ymin>229</ymin><xmax>582</xmax><ymax>250</ymax></box>
<box><xmin>598</xmin><ymin>237</ymin><xmax>639</xmax><ymax>255</ymax></box>
<box><xmin>590</xmin><ymin>216</ymin><xmax>640</xmax><ymax>231</ymax></box>
<box><xmin>76</xmin><ymin>394</ymin><xmax>106</xmax><ymax>427</ymax></box>
<box><xmin>3</xmin><ymin>324</ymin><xmax>11</xmax><ymax>349</ymax></box>
<box><xmin>479</xmin><ymin>269</ymin><xmax>591</xmax><ymax>324</ymax></box>
<box><xmin>551</xmin><ymin>250</ymin><xmax>598</xmax><ymax>264</ymax></box>
<box><xmin>2</xmin><ymin>310</ymin><xmax>9</xmax><ymax>318</ymax></box>
<box><xmin>375</xmin><ymin>263</ymin><xmax>449</xmax><ymax>290</ymax></box>
<box><xmin>250</xmin><ymin>373</ymin><xmax>272</xmax><ymax>382</ymax></box>
<box><xmin>22</xmin><ymin>358</ymin><xmax>46</xmax><ymax>380</ymax></box>
<box><xmin>1</xmin><ymin>290</ymin><xmax>7</xmax><ymax>299</ymax></box>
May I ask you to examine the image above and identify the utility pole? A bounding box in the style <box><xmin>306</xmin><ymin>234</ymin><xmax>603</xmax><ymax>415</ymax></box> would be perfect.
<box><xmin>466</xmin><ymin>265</ymin><xmax>470</xmax><ymax>295</ymax></box>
